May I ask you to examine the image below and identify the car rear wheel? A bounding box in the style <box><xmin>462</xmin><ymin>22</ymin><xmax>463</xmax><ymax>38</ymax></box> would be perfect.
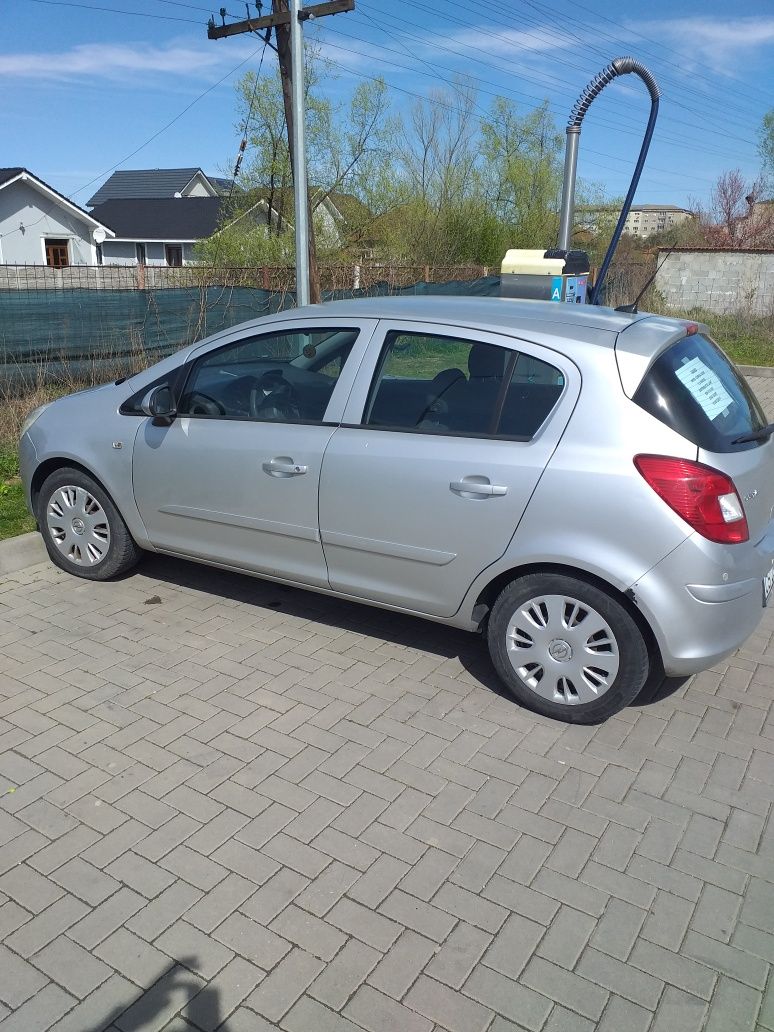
<box><xmin>37</xmin><ymin>467</ymin><xmax>142</xmax><ymax>581</ymax></box>
<box><xmin>487</xmin><ymin>572</ymin><xmax>649</xmax><ymax>723</ymax></box>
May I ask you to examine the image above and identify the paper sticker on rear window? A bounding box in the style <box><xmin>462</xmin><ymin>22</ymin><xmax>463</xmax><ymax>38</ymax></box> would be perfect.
<box><xmin>675</xmin><ymin>357</ymin><xmax>734</xmax><ymax>421</ymax></box>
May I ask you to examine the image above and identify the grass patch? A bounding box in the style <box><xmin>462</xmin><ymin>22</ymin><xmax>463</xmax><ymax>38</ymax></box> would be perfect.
<box><xmin>697</xmin><ymin>312</ymin><xmax>774</xmax><ymax>367</ymax></box>
<box><xmin>632</xmin><ymin>293</ymin><xmax>774</xmax><ymax>367</ymax></box>
<box><xmin>0</xmin><ymin>482</ymin><xmax>35</xmax><ymax>541</ymax></box>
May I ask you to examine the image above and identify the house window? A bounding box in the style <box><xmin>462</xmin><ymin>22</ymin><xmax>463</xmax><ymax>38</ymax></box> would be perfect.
<box><xmin>136</xmin><ymin>243</ymin><xmax>146</xmax><ymax>265</ymax></box>
<box><xmin>96</xmin><ymin>244</ymin><xmax>103</xmax><ymax>266</ymax></box>
<box><xmin>45</xmin><ymin>239</ymin><xmax>69</xmax><ymax>268</ymax></box>
<box><xmin>165</xmin><ymin>245</ymin><xmax>183</xmax><ymax>267</ymax></box>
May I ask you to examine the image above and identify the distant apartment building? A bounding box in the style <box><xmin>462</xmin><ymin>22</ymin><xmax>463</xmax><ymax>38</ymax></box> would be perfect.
<box><xmin>577</xmin><ymin>204</ymin><xmax>694</xmax><ymax>239</ymax></box>
<box><xmin>623</xmin><ymin>205</ymin><xmax>694</xmax><ymax>237</ymax></box>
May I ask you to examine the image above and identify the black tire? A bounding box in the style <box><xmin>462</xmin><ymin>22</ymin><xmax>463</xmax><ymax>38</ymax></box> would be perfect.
<box><xmin>487</xmin><ymin>572</ymin><xmax>650</xmax><ymax>724</ymax></box>
<box><xmin>36</xmin><ymin>466</ymin><xmax>142</xmax><ymax>581</ymax></box>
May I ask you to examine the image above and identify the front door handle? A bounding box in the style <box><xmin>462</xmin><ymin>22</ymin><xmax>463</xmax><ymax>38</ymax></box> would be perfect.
<box><xmin>450</xmin><ymin>479</ymin><xmax>507</xmax><ymax>497</ymax></box>
<box><xmin>263</xmin><ymin>457</ymin><xmax>308</xmax><ymax>477</ymax></box>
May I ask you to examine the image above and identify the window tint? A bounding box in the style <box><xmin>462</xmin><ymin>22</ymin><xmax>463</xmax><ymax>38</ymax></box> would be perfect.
<box><xmin>633</xmin><ymin>334</ymin><xmax>766</xmax><ymax>452</ymax></box>
<box><xmin>498</xmin><ymin>354</ymin><xmax>566</xmax><ymax>438</ymax></box>
<box><xmin>364</xmin><ymin>331</ymin><xmax>564</xmax><ymax>439</ymax></box>
<box><xmin>177</xmin><ymin>327</ymin><xmax>360</xmax><ymax>424</ymax></box>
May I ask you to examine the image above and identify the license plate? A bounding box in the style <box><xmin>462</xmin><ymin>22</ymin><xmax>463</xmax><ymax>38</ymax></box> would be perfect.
<box><xmin>764</xmin><ymin>567</ymin><xmax>774</xmax><ymax>606</ymax></box>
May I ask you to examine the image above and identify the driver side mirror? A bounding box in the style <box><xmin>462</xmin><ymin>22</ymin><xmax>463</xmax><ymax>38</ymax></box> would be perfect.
<box><xmin>141</xmin><ymin>384</ymin><xmax>177</xmax><ymax>426</ymax></box>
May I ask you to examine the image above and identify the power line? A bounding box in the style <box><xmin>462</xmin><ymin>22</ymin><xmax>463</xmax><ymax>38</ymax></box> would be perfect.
<box><xmin>352</xmin><ymin>1</ymin><xmax>758</xmax><ymax>159</ymax></box>
<box><xmin>508</xmin><ymin>0</ymin><xmax>768</xmax><ymax>132</ymax></box>
<box><xmin>0</xmin><ymin>41</ymin><xmax>266</xmax><ymax>243</ymax></box>
<box><xmin>143</xmin><ymin>0</ymin><xmax>217</xmax><ymax>11</ymax></box>
<box><xmin>316</xmin><ymin>19</ymin><xmax>746</xmax><ymax>176</ymax></box>
<box><xmin>212</xmin><ymin>33</ymin><xmax>272</xmax><ymax>265</ymax></box>
<box><xmin>354</xmin><ymin>8</ymin><xmax>718</xmax><ymax>186</ymax></box>
<box><xmin>27</xmin><ymin>0</ymin><xmax>202</xmax><ymax>23</ymax></box>
<box><xmin>308</xmin><ymin>38</ymin><xmax>716</xmax><ymax>195</ymax></box>
<box><xmin>143</xmin><ymin>0</ymin><xmax>241</xmax><ymax>17</ymax></box>
<box><xmin>543</xmin><ymin>0</ymin><xmax>774</xmax><ymax>109</ymax></box>
<box><xmin>380</xmin><ymin>0</ymin><xmax>760</xmax><ymax>150</ymax></box>
<box><xmin>74</xmin><ymin>43</ymin><xmax>267</xmax><ymax>200</ymax></box>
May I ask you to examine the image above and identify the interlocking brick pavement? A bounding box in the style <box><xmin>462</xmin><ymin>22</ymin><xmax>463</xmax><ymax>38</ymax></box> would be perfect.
<box><xmin>2</xmin><ymin>524</ymin><xmax>774</xmax><ymax>1030</ymax></box>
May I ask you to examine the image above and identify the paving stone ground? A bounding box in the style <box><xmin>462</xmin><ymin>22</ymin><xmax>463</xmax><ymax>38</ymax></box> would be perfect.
<box><xmin>1</xmin><ymin>372</ymin><xmax>773</xmax><ymax>1032</ymax></box>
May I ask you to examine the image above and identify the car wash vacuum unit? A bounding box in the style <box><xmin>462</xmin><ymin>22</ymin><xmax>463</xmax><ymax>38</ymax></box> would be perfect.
<box><xmin>501</xmin><ymin>56</ymin><xmax>660</xmax><ymax>306</ymax></box>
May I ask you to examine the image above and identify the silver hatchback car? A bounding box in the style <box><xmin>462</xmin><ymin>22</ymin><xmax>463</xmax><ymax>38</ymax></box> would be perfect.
<box><xmin>19</xmin><ymin>297</ymin><xmax>774</xmax><ymax>723</ymax></box>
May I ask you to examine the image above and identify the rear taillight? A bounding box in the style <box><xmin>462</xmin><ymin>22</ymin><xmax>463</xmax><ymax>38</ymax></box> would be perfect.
<box><xmin>634</xmin><ymin>455</ymin><xmax>749</xmax><ymax>544</ymax></box>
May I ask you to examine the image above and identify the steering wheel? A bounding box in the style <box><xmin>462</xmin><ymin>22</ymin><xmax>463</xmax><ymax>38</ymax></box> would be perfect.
<box><xmin>187</xmin><ymin>392</ymin><xmax>225</xmax><ymax>416</ymax></box>
<box><xmin>249</xmin><ymin>371</ymin><xmax>301</xmax><ymax>422</ymax></box>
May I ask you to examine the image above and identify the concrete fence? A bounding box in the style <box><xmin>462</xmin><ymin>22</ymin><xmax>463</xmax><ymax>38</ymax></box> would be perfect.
<box><xmin>655</xmin><ymin>248</ymin><xmax>774</xmax><ymax>315</ymax></box>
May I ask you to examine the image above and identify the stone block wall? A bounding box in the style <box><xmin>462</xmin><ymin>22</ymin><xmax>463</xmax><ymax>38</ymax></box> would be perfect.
<box><xmin>655</xmin><ymin>250</ymin><xmax>774</xmax><ymax>315</ymax></box>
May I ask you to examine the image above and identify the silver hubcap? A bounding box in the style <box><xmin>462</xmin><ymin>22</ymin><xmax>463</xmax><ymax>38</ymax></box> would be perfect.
<box><xmin>46</xmin><ymin>486</ymin><xmax>111</xmax><ymax>567</ymax></box>
<box><xmin>506</xmin><ymin>594</ymin><xmax>619</xmax><ymax>705</ymax></box>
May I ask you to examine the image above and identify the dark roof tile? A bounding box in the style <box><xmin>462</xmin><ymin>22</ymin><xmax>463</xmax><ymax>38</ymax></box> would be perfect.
<box><xmin>90</xmin><ymin>197</ymin><xmax>224</xmax><ymax>240</ymax></box>
<box><xmin>87</xmin><ymin>168</ymin><xmax>222</xmax><ymax>207</ymax></box>
<box><xmin>0</xmin><ymin>167</ymin><xmax>25</xmax><ymax>188</ymax></box>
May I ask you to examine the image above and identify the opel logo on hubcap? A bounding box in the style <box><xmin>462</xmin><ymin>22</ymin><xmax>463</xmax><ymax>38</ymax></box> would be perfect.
<box><xmin>71</xmin><ymin>518</ymin><xmax>86</xmax><ymax>535</ymax></box>
<box><xmin>548</xmin><ymin>639</ymin><xmax>572</xmax><ymax>662</ymax></box>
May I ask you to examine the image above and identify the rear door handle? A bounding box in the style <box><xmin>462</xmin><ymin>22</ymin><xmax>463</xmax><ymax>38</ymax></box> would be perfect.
<box><xmin>450</xmin><ymin>479</ymin><xmax>507</xmax><ymax>497</ymax></box>
<box><xmin>263</xmin><ymin>457</ymin><xmax>308</xmax><ymax>477</ymax></box>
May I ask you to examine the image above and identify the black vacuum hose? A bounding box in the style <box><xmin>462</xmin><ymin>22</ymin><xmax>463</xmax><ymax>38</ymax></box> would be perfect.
<box><xmin>585</xmin><ymin>58</ymin><xmax>660</xmax><ymax>304</ymax></box>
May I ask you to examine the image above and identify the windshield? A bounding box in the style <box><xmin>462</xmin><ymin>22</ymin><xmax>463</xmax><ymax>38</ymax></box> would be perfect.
<box><xmin>633</xmin><ymin>333</ymin><xmax>767</xmax><ymax>453</ymax></box>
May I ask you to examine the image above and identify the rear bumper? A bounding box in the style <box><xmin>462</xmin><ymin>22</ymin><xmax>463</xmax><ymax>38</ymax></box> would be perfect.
<box><xmin>631</xmin><ymin>527</ymin><xmax>774</xmax><ymax>676</ymax></box>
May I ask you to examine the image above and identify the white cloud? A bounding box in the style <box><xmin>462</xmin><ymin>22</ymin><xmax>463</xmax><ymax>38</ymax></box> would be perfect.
<box><xmin>0</xmin><ymin>40</ymin><xmax>257</xmax><ymax>83</ymax></box>
<box><xmin>635</xmin><ymin>16</ymin><xmax>774</xmax><ymax>73</ymax></box>
<box><xmin>404</xmin><ymin>12</ymin><xmax>774</xmax><ymax>84</ymax></box>
<box><xmin>427</xmin><ymin>24</ymin><xmax>580</xmax><ymax>59</ymax></box>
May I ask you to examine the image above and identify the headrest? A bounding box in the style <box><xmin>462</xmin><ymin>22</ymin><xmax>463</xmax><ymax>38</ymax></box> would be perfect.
<box><xmin>468</xmin><ymin>344</ymin><xmax>505</xmax><ymax>379</ymax></box>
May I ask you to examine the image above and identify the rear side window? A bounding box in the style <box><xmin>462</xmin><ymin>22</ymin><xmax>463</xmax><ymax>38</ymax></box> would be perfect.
<box><xmin>633</xmin><ymin>334</ymin><xmax>766</xmax><ymax>452</ymax></box>
<box><xmin>363</xmin><ymin>331</ymin><xmax>564</xmax><ymax>439</ymax></box>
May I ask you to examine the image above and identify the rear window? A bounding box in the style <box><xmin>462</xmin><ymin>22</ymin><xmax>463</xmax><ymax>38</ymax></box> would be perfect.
<box><xmin>633</xmin><ymin>333</ymin><xmax>766</xmax><ymax>452</ymax></box>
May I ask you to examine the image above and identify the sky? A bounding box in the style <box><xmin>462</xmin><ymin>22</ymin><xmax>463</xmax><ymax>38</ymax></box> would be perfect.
<box><xmin>3</xmin><ymin>0</ymin><xmax>774</xmax><ymax>214</ymax></box>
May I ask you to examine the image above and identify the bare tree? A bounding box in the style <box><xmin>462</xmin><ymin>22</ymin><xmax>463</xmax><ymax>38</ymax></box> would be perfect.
<box><xmin>693</xmin><ymin>170</ymin><xmax>774</xmax><ymax>247</ymax></box>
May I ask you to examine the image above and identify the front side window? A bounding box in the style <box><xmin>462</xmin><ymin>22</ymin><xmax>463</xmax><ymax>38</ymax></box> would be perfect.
<box><xmin>364</xmin><ymin>331</ymin><xmax>564</xmax><ymax>439</ymax></box>
<box><xmin>177</xmin><ymin>326</ymin><xmax>360</xmax><ymax>424</ymax></box>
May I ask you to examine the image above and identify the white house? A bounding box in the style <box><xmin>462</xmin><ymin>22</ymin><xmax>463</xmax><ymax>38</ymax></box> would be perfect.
<box><xmin>88</xmin><ymin>196</ymin><xmax>227</xmax><ymax>266</ymax></box>
<box><xmin>0</xmin><ymin>167</ymin><xmax>114</xmax><ymax>266</ymax></box>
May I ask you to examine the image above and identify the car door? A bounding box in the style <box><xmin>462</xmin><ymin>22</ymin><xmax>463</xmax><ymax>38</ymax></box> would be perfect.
<box><xmin>319</xmin><ymin>321</ymin><xmax>579</xmax><ymax>617</ymax></box>
<box><xmin>131</xmin><ymin>319</ymin><xmax>376</xmax><ymax>588</ymax></box>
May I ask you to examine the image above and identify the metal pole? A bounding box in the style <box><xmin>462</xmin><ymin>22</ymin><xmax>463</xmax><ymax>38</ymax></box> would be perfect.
<box><xmin>289</xmin><ymin>0</ymin><xmax>310</xmax><ymax>306</ymax></box>
<box><xmin>557</xmin><ymin>127</ymin><xmax>580</xmax><ymax>253</ymax></box>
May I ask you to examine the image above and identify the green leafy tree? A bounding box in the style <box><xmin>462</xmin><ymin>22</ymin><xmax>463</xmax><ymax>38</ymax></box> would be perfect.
<box><xmin>197</xmin><ymin>58</ymin><xmax>398</xmax><ymax>266</ymax></box>
<box><xmin>481</xmin><ymin>98</ymin><xmax>563</xmax><ymax>251</ymax></box>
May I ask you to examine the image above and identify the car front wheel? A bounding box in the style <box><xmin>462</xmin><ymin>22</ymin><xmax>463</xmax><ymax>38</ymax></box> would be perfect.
<box><xmin>487</xmin><ymin>572</ymin><xmax>649</xmax><ymax>724</ymax></box>
<box><xmin>37</xmin><ymin>467</ymin><xmax>142</xmax><ymax>581</ymax></box>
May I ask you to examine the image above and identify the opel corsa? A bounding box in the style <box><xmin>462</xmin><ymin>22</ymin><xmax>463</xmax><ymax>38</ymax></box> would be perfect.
<box><xmin>19</xmin><ymin>297</ymin><xmax>774</xmax><ymax>723</ymax></box>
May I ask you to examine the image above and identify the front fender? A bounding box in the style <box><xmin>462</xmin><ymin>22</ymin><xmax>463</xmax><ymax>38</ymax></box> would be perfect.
<box><xmin>26</xmin><ymin>394</ymin><xmax>154</xmax><ymax>550</ymax></box>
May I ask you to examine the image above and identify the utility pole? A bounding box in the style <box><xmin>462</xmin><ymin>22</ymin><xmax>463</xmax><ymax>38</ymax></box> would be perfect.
<box><xmin>208</xmin><ymin>0</ymin><xmax>354</xmax><ymax>305</ymax></box>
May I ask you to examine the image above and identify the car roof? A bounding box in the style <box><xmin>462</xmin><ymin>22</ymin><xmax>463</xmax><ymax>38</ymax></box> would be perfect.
<box><xmin>289</xmin><ymin>295</ymin><xmax>651</xmax><ymax>336</ymax></box>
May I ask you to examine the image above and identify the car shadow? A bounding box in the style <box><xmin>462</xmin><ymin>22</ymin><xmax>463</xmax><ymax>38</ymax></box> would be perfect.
<box><xmin>134</xmin><ymin>551</ymin><xmax>506</xmax><ymax>694</ymax></box>
<box><xmin>636</xmin><ymin>671</ymin><xmax>691</xmax><ymax>707</ymax></box>
<box><xmin>133</xmin><ymin>553</ymin><xmax>688</xmax><ymax>715</ymax></box>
